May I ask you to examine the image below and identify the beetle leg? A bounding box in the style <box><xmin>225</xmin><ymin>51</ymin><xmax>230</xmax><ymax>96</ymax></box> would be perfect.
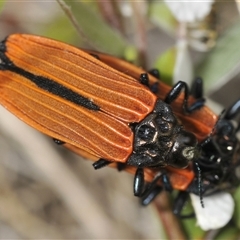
<box><xmin>146</xmin><ymin>69</ymin><xmax>160</xmax><ymax>94</ymax></box>
<box><xmin>139</xmin><ymin>72</ymin><xmax>159</xmax><ymax>94</ymax></box>
<box><xmin>165</xmin><ymin>81</ymin><xmax>205</xmax><ymax>113</ymax></box>
<box><xmin>217</xmin><ymin>99</ymin><xmax>240</xmax><ymax>139</ymax></box>
<box><xmin>53</xmin><ymin>138</ymin><xmax>65</xmax><ymax>145</ymax></box>
<box><xmin>148</xmin><ymin>69</ymin><xmax>160</xmax><ymax>80</ymax></box>
<box><xmin>88</xmin><ymin>53</ymin><xmax>100</xmax><ymax>60</ymax></box>
<box><xmin>140</xmin><ymin>171</ymin><xmax>173</xmax><ymax>205</ymax></box>
<box><xmin>141</xmin><ymin>186</ymin><xmax>163</xmax><ymax>206</ymax></box>
<box><xmin>224</xmin><ymin>99</ymin><xmax>240</xmax><ymax>122</ymax></box>
<box><xmin>148</xmin><ymin>69</ymin><xmax>204</xmax><ymax>100</ymax></box>
<box><xmin>116</xmin><ymin>162</ymin><xmax>126</xmax><ymax>171</ymax></box>
<box><xmin>139</xmin><ymin>73</ymin><xmax>150</xmax><ymax>87</ymax></box>
<box><xmin>149</xmin><ymin>82</ymin><xmax>159</xmax><ymax>94</ymax></box>
<box><xmin>134</xmin><ymin>168</ymin><xmax>145</xmax><ymax>196</ymax></box>
<box><xmin>92</xmin><ymin>158</ymin><xmax>111</xmax><ymax>169</ymax></box>
<box><xmin>173</xmin><ymin>191</ymin><xmax>195</xmax><ymax>218</ymax></box>
<box><xmin>190</xmin><ymin>77</ymin><xmax>203</xmax><ymax>99</ymax></box>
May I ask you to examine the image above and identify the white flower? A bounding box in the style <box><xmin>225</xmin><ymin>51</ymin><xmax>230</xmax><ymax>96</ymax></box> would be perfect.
<box><xmin>190</xmin><ymin>192</ymin><xmax>234</xmax><ymax>230</ymax></box>
<box><xmin>165</xmin><ymin>0</ymin><xmax>214</xmax><ymax>23</ymax></box>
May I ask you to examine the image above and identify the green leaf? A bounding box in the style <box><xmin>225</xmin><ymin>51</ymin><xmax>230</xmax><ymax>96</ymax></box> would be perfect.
<box><xmin>42</xmin><ymin>15</ymin><xmax>82</xmax><ymax>45</ymax></box>
<box><xmin>59</xmin><ymin>1</ymin><xmax>131</xmax><ymax>57</ymax></box>
<box><xmin>215</xmin><ymin>227</ymin><xmax>239</xmax><ymax>240</ymax></box>
<box><xmin>148</xmin><ymin>1</ymin><xmax>177</xmax><ymax>36</ymax></box>
<box><xmin>196</xmin><ymin>20</ymin><xmax>240</xmax><ymax>94</ymax></box>
<box><xmin>179</xmin><ymin>202</ymin><xmax>205</xmax><ymax>239</ymax></box>
<box><xmin>0</xmin><ymin>1</ymin><xmax>5</xmax><ymax>13</ymax></box>
<box><xmin>232</xmin><ymin>186</ymin><xmax>240</xmax><ymax>228</ymax></box>
<box><xmin>182</xmin><ymin>218</ymin><xmax>205</xmax><ymax>239</ymax></box>
<box><xmin>154</xmin><ymin>46</ymin><xmax>176</xmax><ymax>85</ymax></box>
<box><xmin>124</xmin><ymin>46</ymin><xmax>138</xmax><ymax>63</ymax></box>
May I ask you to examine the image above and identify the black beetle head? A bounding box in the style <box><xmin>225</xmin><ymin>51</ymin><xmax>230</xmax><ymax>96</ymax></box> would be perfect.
<box><xmin>167</xmin><ymin>130</ymin><xmax>199</xmax><ymax>168</ymax></box>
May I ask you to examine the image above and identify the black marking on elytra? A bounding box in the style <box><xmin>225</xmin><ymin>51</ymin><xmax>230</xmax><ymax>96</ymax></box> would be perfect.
<box><xmin>0</xmin><ymin>39</ymin><xmax>100</xmax><ymax>111</ymax></box>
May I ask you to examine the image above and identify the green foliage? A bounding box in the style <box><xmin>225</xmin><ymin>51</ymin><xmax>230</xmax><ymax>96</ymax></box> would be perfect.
<box><xmin>154</xmin><ymin>47</ymin><xmax>176</xmax><ymax>85</ymax></box>
<box><xmin>42</xmin><ymin>14</ymin><xmax>81</xmax><ymax>45</ymax></box>
<box><xmin>148</xmin><ymin>1</ymin><xmax>177</xmax><ymax>36</ymax></box>
<box><xmin>196</xmin><ymin>20</ymin><xmax>240</xmax><ymax>94</ymax></box>
<box><xmin>60</xmin><ymin>1</ymin><xmax>131</xmax><ymax>56</ymax></box>
<box><xmin>215</xmin><ymin>226</ymin><xmax>239</xmax><ymax>240</ymax></box>
<box><xmin>0</xmin><ymin>0</ymin><xmax>5</xmax><ymax>13</ymax></box>
<box><xmin>178</xmin><ymin>201</ymin><xmax>205</xmax><ymax>239</ymax></box>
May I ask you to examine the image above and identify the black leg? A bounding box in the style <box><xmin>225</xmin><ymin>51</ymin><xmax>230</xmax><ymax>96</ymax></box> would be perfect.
<box><xmin>149</xmin><ymin>82</ymin><xmax>159</xmax><ymax>94</ymax></box>
<box><xmin>173</xmin><ymin>191</ymin><xmax>195</xmax><ymax>218</ymax></box>
<box><xmin>147</xmin><ymin>69</ymin><xmax>205</xmax><ymax>112</ymax></box>
<box><xmin>165</xmin><ymin>81</ymin><xmax>205</xmax><ymax>113</ymax></box>
<box><xmin>93</xmin><ymin>158</ymin><xmax>111</xmax><ymax>169</ymax></box>
<box><xmin>190</xmin><ymin>77</ymin><xmax>203</xmax><ymax>99</ymax></box>
<box><xmin>223</xmin><ymin>99</ymin><xmax>240</xmax><ymax>121</ymax></box>
<box><xmin>148</xmin><ymin>68</ymin><xmax>161</xmax><ymax>79</ymax></box>
<box><xmin>139</xmin><ymin>73</ymin><xmax>150</xmax><ymax>87</ymax></box>
<box><xmin>53</xmin><ymin>138</ymin><xmax>65</xmax><ymax>145</ymax></box>
<box><xmin>117</xmin><ymin>162</ymin><xmax>126</xmax><ymax>171</ymax></box>
<box><xmin>141</xmin><ymin>186</ymin><xmax>163</xmax><ymax>206</ymax></box>
<box><xmin>89</xmin><ymin>53</ymin><xmax>100</xmax><ymax>60</ymax></box>
<box><xmin>147</xmin><ymin>69</ymin><xmax>161</xmax><ymax>94</ymax></box>
<box><xmin>134</xmin><ymin>168</ymin><xmax>145</xmax><ymax>196</ymax></box>
<box><xmin>140</xmin><ymin>171</ymin><xmax>172</xmax><ymax>206</ymax></box>
<box><xmin>138</xmin><ymin>171</ymin><xmax>173</xmax><ymax>205</ymax></box>
<box><xmin>139</xmin><ymin>72</ymin><xmax>159</xmax><ymax>94</ymax></box>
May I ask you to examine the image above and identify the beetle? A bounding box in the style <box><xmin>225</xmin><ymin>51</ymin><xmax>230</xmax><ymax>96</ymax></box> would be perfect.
<box><xmin>0</xmin><ymin>34</ymin><xmax>207</xmax><ymax>197</ymax></box>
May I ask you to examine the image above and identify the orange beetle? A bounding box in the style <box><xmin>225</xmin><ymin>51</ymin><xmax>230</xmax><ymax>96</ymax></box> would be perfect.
<box><xmin>0</xmin><ymin>34</ymin><xmax>211</xmax><ymax>196</ymax></box>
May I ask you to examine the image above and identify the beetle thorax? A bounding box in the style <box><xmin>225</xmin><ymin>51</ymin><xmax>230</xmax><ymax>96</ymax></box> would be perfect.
<box><xmin>127</xmin><ymin>99</ymin><xmax>199</xmax><ymax>169</ymax></box>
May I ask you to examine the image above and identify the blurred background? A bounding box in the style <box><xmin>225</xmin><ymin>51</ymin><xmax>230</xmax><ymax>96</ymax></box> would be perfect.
<box><xmin>0</xmin><ymin>1</ymin><xmax>240</xmax><ymax>239</ymax></box>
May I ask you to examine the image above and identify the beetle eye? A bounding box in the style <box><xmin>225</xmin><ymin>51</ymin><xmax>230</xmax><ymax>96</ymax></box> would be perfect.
<box><xmin>138</xmin><ymin>124</ymin><xmax>155</xmax><ymax>141</ymax></box>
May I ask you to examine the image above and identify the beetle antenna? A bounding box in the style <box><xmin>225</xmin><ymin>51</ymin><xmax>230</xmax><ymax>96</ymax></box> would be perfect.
<box><xmin>194</xmin><ymin>161</ymin><xmax>204</xmax><ymax>208</ymax></box>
